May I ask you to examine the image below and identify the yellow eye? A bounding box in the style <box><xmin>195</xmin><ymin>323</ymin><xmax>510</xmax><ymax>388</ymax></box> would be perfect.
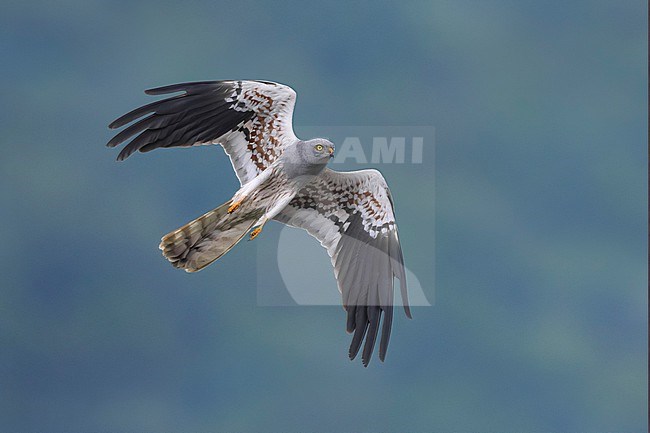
<box><xmin>315</xmin><ymin>144</ymin><xmax>324</xmax><ymax>151</ymax></box>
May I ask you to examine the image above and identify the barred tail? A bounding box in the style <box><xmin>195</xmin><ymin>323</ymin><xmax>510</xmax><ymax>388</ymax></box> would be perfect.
<box><xmin>159</xmin><ymin>200</ymin><xmax>262</xmax><ymax>272</ymax></box>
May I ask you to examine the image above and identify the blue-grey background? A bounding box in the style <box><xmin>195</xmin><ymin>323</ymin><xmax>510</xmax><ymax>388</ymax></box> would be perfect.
<box><xmin>1</xmin><ymin>1</ymin><xmax>646</xmax><ymax>432</ymax></box>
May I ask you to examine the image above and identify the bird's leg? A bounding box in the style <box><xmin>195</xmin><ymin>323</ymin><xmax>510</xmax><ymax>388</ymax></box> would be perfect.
<box><xmin>227</xmin><ymin>199</ymin><xmax>243</xmax><ymax>214</ymax></box>
<box><xmin>229</xmin><ymin>168</ymin><xmax>276</xmax><ymax>214</ymax></box>
<box><xmin>249</xmin><ymin>218</ymin><xmax>267</xmax><ymax>240</ymax></box>
<box><xmin>228</xmin><ymin>190</ymin><xmax>249</xmax><ymax>213</ymax></box>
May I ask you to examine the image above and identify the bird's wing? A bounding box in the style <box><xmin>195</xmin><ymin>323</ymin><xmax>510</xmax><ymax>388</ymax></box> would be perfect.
<box><xmin>274</xmin><ymin>168</ymin><xmax>411</xmax><ymax>366</ymax></box>
<box><xmin>107</xmin><ymin>80</ymin><xmax>298</xmax><ymax>185</ymax></box>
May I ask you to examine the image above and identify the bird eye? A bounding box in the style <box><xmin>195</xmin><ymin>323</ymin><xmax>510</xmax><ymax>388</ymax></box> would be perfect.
<box><xmin>315</xmin><ymin>144</ymin><xmax>324</xmax><ymax>151</ymax></box>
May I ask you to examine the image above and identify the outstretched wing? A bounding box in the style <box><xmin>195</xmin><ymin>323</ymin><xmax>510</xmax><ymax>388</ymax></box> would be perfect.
<box><xmin>274</xmin><ymin>168</ymin><xmax>411</xmax><ymax>366</ymax></box>
<box><xmin>107</xmin><ymin>80</ymin><xmax>298</xmax><ymax>185</ymax></box>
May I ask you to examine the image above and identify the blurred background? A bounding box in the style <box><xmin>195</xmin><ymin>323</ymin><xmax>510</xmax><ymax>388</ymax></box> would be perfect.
<box><xmin>0</xmin><ymin>1</ymin><xmax>646</xmax><ymax>432</ymax></box>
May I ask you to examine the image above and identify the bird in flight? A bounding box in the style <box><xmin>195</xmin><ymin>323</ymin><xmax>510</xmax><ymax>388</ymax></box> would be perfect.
<box><xmin>107</xmin><ymin>80</ymin><xmax>411</xmax><ymax>366</ymax></box>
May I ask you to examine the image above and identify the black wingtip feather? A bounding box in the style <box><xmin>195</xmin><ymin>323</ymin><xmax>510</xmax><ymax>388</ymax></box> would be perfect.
<box><xmin>116</xmin><ymin>151</ymin><xmax>129</xmax><ymax>162</ymax></box>
<box><xmin>144</xmin><ymin>83</ymin><xmax>191</xmax><ymax>95</ymax></box>
<box><xmin>361</xmin><ymin>307</ymin><xmax>381</xmax><ymax>367</ymax></box>
<box><xmin>144</xmin><ymin>80</ymin><xmax>226</xmax><ymax>95</ymax></box>
<box><xmin>348</xmin><ymin>307</ymin><xmax>368</xmax><ymax>361</ymax></box>
<box><xmin>108</xmin><ymin>97</ymin><xmax>182</xmax><ymax>129</ymax></box>
<box><xmin>346</xmin><ymin>306</ymin><xmax>357</xmax><ymax>333</ymax></box>
<box><xmin>378</xmin><ymin>306</ymin><xmax>393</xmax><ymax>362</ymax></box>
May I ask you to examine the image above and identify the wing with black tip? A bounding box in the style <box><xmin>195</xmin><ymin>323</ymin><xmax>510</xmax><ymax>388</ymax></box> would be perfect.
<box><xmin>107</xmin><ymin>80</ymin><xmax>298</xmax><ymax>185</ymax></box>
<box><xmin>274</xmin><ymin>168</ymin><xmax>411</xmax><ymax>366</ymax></box>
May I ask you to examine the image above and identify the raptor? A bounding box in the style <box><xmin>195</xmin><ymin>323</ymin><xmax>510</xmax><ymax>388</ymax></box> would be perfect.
<box><xmin>107</xmin><ymin>80</ymin><xmax>411</xmax><ymax>366</ymax></box>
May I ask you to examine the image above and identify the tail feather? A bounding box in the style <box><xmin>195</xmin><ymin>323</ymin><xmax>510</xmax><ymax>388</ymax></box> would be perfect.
<box><xmin>159</xmin><ymin>200</ymin><xmax>263</xmax><ymax>272</ymax></box>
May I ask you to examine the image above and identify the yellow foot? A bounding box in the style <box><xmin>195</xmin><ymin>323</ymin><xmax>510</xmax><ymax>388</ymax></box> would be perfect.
<box><xmin>228</xmin><ymin>200</ymin><xmax>242</xmax><ymax>214</ymax></box>
<box><xmin>249</xmin><ymin>226</ymin><xmax>263</xmax><ymax>240</ymax></box>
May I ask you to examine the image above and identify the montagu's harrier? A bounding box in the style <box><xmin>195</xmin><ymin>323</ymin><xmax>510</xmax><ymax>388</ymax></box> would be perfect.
<box><xmin>107</xmin><ymin>80</ymin><xmax>411</xmax><ymax>366</ymax></box>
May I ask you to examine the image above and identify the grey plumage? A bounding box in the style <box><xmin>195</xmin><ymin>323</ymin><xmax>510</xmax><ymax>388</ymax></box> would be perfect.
<box><xmin>275</xmin><ymin>168</ymin><xmax>411</xmax><ymax>366</ymax></box>
<box><xmin>107</xmin><ymin>80</ymin><xmax>411</xmax><ymax>366</ymax></box>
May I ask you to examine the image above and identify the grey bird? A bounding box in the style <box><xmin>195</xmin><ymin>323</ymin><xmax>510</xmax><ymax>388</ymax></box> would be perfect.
<box><xmin>107</xmin><ymin>80</ymin><xmax>411</xmax><ymax>366</ymax></box>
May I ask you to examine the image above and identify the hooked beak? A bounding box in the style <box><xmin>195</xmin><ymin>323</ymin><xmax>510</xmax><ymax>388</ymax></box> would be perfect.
<box><xmin>328</xmin><ymin>147</ymin><xmax>334</xmax><ymax>158</ymax></box>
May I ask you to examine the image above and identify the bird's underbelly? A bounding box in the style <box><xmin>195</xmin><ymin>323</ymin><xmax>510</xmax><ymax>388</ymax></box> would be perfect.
<box><xmin>246</xmin><ymin>174</ymin><xmax>303</xmax><ymax>221</ymax></box>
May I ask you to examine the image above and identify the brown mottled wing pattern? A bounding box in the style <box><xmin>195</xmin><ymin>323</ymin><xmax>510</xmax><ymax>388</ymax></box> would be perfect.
<box><xmin>274</xmin><ymin>168</ymin><xmax>411</xmax><ymax>366</ymax></box>
<box><xmin>107</xmin><ymin>80</ymin><xmax>297</xmax><ymax>184</ymax></box>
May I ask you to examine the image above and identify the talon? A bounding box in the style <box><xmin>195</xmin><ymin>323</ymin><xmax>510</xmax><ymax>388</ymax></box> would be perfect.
<box><xmin>228</xmin><ymin>200</ymin><xmax>242</xmax><ymax>214</ymax></box>
<box><xmin>249</xmin><ymin>226</ymin><xmax>262</xmax><ymax>240</ymax></box>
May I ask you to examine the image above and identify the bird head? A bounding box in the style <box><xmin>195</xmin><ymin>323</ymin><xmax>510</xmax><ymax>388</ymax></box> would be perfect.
<box><xmin>307</xmin><ymin>139</ymin><xmax>335</xmax><ymax>163</ymax></box>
